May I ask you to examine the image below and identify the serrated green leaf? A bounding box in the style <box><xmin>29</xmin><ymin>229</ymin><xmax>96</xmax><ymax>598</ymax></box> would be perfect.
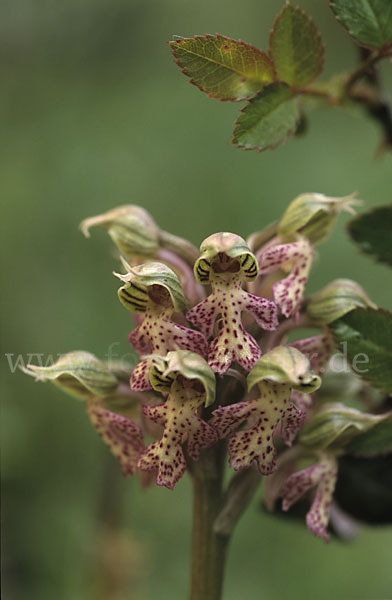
<box><xmin>330</xmin><ymin>308</ymin><xmax>392</xmax><ymax>394</ymax></box>
<box><xmin>330</xmin><ymin>0</ymin><xmax>392</xmax><ymax>49</ymax></box>
<box><xmin>347</xmin><ymin>414</ymin><xmax>392</xmax><ymax>456</ymax></box>
<box><xmin>232</xmin><ymin>83</ymin><xmax>299</xmax><ymax>151</ymax></box>
<box><xmin>169</xmin><ymin>35</ymin><xmax>275</xmax><ymax>101</ymax></box>
<box><xmin>348</xmin><ymin>204</ymin><xmax>392</xmax><ymax>267</ymax></box>
<box><xmin>269</xmin><ymin>4</ymin><xmax>324</xmax><ymax>88</ymax></box>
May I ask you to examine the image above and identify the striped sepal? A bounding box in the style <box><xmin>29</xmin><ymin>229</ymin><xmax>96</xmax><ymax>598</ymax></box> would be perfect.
<box><xmin>195</xmin><ymin>258</ymin><xmax>211</xmax><ymax>283</ymax></box>
<box><xmin>118</xmin><ymin>281</ymin><xmax>148</xmax><ymax>313</ymax></box>
<box><xmin>240</xmin><ymin>252</ymin><xmax>258</xmax><ymax>280</ymax></box>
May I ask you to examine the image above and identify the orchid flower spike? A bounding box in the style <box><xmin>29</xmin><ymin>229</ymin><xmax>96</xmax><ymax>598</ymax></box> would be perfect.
<box><xmin>187</xmin><ymin>232</ymin><xmax>278</xmax><ymax>375</ymax></box>
<box><xmin>211</xmin><ymin>346</ymin><xmax>321</xmax><ymax>475</ymax></box>
<box><xmin>281</xmin><ymin>453</ymin><xmax>338</xmax><ymax>542</ymax></box>
<box><xmin>115</xmin><ymin>261</ymin><xmax>207</xmax><ymax>390</ymax></box>
<box><xmin>138</xmin><ymin>351</ymin><xmax>217</xmax><ymax>490</ymax></box>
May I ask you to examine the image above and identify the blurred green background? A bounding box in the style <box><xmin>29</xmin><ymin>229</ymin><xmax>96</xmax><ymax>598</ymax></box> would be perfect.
<box><xmin>2</xmin><ymin>1</ymin><xmax>391</xmax><ymax>598</ymax></box>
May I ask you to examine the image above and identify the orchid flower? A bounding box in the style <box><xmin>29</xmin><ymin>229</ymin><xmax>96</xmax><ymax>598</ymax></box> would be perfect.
<box><xmin>187</xmin><ymin>232</ymin><xmax>278</xmax><ymax>374</ymax></box>
<box><xmin>281</xmin><ymin>453</ymin><xmax>338</xmax><ymax>542</ymax></box>
<box><xmin>138</xmin><ymin>351</ymin><xmax>217</xmax><ymax>490</ymax></box>
<box><xmin>115</xmin><ymin>261</ymin><xmax>207</xmax><ymax>390</ymax></box>
<box><xmin>211</xmin><ymin>346</ymin><xmax>320</xmax><ymax>474</ymax></box>
<box><xmin>253</xmin><ymin>193</ymin><xmax>360</xmax><ymax>318</ymax></box>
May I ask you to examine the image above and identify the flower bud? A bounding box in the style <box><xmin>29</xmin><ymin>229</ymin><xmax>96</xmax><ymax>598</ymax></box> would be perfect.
<box><xmin>299</xmin><ymin>403</ymin><xmax>386</xmax><ymax>451</ymax></box>
<box><xmin>22</xmin><ymin>351</ymin><xmax>118</xmax><ymax>399</ymax></box>
<box><xmin>80</xmin><ymin>205</ymin><xmax>160</xmax><ymax>258</ymax></box>
<box><xmin>306</xmin><ymin>279</ymin><xmax>376</xmax><ymax>324</ymax></box>
<box><xmin>278</xmin><ymin>192</ymin><xmax>360</xmax><ymax>245</ymax></box>
<box><xmin>80</xmin><ymin>205</ymin><xmax>200</xmax><ymax>270</ymax></box>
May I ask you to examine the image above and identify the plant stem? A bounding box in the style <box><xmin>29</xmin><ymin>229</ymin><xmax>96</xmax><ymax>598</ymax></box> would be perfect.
<box><xmin>344</xmin><ymin>49</ymin><xmax>389</xmax><ymax>94</ymax></box>
<box><xmin>190</xmin><ymin>442</ymin><xmax>229</xmax><ymax>600</ymax></box>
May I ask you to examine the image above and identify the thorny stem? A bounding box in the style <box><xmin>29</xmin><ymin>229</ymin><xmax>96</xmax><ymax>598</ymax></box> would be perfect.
<box><xmin>348</xmin><ymin>47</ymin><xmax>392</xmax><ymax>150</ymax></box>
<box><xmin>343</xmin><ymin>48</ymin><xmax>391</xmax><ymax>94</ymax></box>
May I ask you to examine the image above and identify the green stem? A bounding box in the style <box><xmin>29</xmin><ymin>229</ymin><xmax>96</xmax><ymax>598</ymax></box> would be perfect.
<box><xmin>190</xmin><ymin>443</ymin><xmax>229</xmax><ymax>600</ymax></box>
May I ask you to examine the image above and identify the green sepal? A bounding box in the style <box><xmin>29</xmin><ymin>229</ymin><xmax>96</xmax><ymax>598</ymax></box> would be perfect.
<box><xmin>247</xmin><ymin>346</ymin><xmax>321</xmax><ymax>393</ymax></box>
<box><xmin>80</xmin><ymin>205</ymin><xmax>160</xmax><ymax>258</ymax></box>
<box><xmin>194</xmin><ymin>232</ymin><xmax>258</xmax><ymax>284</ymax></box>
<box><xmin>149</xmin><ymin>350</ymin><xmax>216</xmax><ymax>407</ymax></box>
<box><xmin>22</xmin><ymin>351</ymin><xmax>119</xmax><ymax>399</ymax></box>
<box><xmin>299</xmin><ymin>403</ymin><xmax>391</xmax><ymax>452</ymax></box>
<box><xmin>346</xmin><ymin>413</ymin><xmax>392</xmax><ymax>456</ymax></box>
<box><xmin>306</xmin><ymin>279</ymin><xmax>376</xmax><ymax>324</ymax></box>
<box><xmin>278</xmin><ymin>192</ymin><xmax>360</xmax><ymax>245</ymax></box>
<box><xmin>102</xmin><ymin>391</ymin><xmax>142</xmax><ymax>421</ymax></box>
<box><xmin>115</xmin><ymin>261</ymin><xmax>187</xmax><ymax>313</ymax></box>
<box><xmin>80</xmin><ymin>205</ymin><xmax>199</xmax><ymax>267</ymax></box>
<box><xmin>105</xmin><ymin>360</ymin><xmax>135</xmax><ymax>384</ymax></box>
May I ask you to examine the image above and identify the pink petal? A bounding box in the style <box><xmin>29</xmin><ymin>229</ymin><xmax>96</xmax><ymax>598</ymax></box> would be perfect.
<box><xmin>280</xmin><ymin>402</ymin><xmax>306</xmax><ymax>447</ymax></box>
<box><xmin>139</xmin><ymin>386</ymin><xmax>216</xmax><ymax>490</ymax></box>
<box><xmin>243</xmin><ymin>293</ymin><xmax>279</xmax><ymax>331</ymax></box>
<box><xmin>130</xmin><ymin>359</ymin><xmax>152</xmax><ymax>391</ymax></box>
<box><xmin>86</xmin><ymin>400</ymin><xmax>145</xmax><ymax>475</ymax></box>
<box><xmin>290</xmin><ymin>334</ymin><xmax>333</xmax><ymax>375</ymax></box>
<box><xmin>186</xmin><ymin>296</ymin><xmax>217</xmax><ymax>338</ymax></box>
<box><xmin>258</xmin><ymin>239</ymin><xmax>314</xmax><ymax>317</ymax></box>
<box><xmin>282</xmin><ymin>454</ymin><xmax>338</xmax><ymax>542</ymax></box>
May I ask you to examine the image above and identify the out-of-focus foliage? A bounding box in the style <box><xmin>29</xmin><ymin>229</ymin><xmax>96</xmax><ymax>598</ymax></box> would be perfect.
<box><xmin>1</xmin><ymin>1</ymin><xmax>392</xmax><ymax>599</ymax></box>
<box><xmin>348</xmin><ymin>204</ymin><xmax>392</xmax><ymax>267</ymax></box>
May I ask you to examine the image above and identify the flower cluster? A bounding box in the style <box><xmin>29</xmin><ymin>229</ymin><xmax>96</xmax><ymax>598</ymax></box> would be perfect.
<box><xmin>25</xmin><ymin>193</ymin><xmax>377</xmax><ymax>542</ymax></box>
